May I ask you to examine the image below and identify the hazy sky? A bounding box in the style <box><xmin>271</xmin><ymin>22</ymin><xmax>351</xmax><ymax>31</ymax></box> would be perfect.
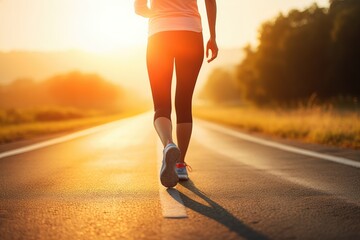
<box><xmin>0</xmin><ymin>0</ymin><xmax>329</xmax><ymax>52</ymax></box>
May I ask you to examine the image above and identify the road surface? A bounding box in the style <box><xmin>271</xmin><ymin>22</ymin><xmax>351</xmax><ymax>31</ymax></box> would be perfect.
<box><xmin>1</xmin><ymin>113</ymin><xmax>359</xmax><ymax>240</ymax></box>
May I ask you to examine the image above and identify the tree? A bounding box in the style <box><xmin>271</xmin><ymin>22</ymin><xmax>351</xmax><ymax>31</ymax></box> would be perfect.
<box><xmin>235</xmin><ymin>0</ymin><xmax>360</xmax><ymax>105</ymax></box>
<box><xmin>45</xmin><ymin>71</ymin><xmax>123</xmax><ymax>110</ymax></box>
<box><xmin>327</xmin><ymin>0</ymin><xmax>360</xmax><ymax>97</ymax></box>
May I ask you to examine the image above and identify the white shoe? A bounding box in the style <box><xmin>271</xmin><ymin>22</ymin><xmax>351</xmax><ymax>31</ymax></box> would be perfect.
<box><xmin>160</xmin><ymin>143</ymin><xmax>180</xmax><ymax>188</ymax></box>
<box><xmin>176</xmin><ymin>162</ymin><xmax>192</xmax><ymax>181</ymax></box>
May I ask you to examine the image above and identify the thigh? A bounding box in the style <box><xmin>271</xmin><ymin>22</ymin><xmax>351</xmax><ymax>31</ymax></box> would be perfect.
<box><xmin>146</xmin><ymin>33</ymin><xmax>175</xmax><ymax>105</ymax></box>
<box><xmin>174</xmin><ymin>32</ymin><xmax>204</xmax><ymax>101</ymax></box>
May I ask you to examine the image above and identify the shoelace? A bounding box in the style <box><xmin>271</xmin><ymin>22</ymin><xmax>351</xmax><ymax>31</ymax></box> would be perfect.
<box><xmin>177</xmin><ymin>162</ymin><xmax>192</xmax><ymax>172</ymax></box>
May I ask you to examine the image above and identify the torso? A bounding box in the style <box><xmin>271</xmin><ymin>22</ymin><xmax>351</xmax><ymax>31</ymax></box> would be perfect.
<box><xmin>148</xmin><ymin>0</ymin><xmax>202</xmax><ymax>36</ymax></box>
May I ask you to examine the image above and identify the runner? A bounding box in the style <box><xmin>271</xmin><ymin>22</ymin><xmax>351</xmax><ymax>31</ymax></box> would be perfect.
<box><xmin>135</xmin><ymin>0</ymin><xmax>218</xmax><ymax>187</ymax></box>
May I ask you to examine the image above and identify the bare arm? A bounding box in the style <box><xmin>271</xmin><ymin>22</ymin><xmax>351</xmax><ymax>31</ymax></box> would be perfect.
<box><xmin>205</xmin><ymin>0</ymin><xmax>218</xmax><ymax>63</ymax></box>
<box><xmin>134</xmin><ymin>0</ymin><xmax>153</xmax><ymax>18</ymax></box>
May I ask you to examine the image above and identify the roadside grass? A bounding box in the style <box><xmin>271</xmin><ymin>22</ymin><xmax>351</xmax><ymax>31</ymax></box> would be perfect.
<box><xmin>0</xmin><ymin>107</ymin><xmax>146</xmax><ymax>144</ymax></box>
<box><xmin>194</xmin><ymin>105</ymin><xmax>360</xmax><ymax>149</ymax></box>
<box><xmin>0</xmin><ymin>107</ymin><xmax>100</xmax><ymax>125</ymax></box>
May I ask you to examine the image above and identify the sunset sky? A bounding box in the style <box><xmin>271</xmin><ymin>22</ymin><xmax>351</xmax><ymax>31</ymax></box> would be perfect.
<box><xmin>0</xmin><ymin>0</ymin><xmax>329</xmax><ymax>53</ymax></box>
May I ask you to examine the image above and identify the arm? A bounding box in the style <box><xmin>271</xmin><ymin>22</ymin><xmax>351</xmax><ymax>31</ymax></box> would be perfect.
<box><xmin>205</xmin><ymin>0</ymin><xmax>218</xmax><ymax>63</ymax></box>
<box><xmin>134</xmin><ymin>0</ymin><xmax>153</xmax><ymax>18</ymax></box>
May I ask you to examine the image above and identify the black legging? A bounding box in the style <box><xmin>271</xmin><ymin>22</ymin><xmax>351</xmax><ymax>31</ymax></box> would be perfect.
<box><xmin>147</xmin><ymin>31</ymin><xmax>204</xmax><ymax>124</ymax></box>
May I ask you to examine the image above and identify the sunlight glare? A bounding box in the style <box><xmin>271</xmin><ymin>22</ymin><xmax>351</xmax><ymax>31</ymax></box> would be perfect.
<box><xmin>70</xmin><ymin>1</ymin><xmax>147</xmax><ymax>53</ymax></box>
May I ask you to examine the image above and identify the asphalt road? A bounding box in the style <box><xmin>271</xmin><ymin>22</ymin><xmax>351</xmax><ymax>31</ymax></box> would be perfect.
<box><xmin>0</xmin><ymin>113</ymin><xmax>359</xmax><ymax>240</ymax></box>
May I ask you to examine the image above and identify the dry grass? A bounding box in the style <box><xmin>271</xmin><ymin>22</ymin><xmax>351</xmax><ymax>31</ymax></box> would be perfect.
<box><xmin>0</xmin><ymin>107</ymin><xmax>94</xmax><ymax>125</ymax></box>
<box><xmin>194</xmin><ymin>106</ymin><xmax>360</xmax><ymax>149</ymax></box>
<box><xmin>0</xmin><ymin>109</ymin><xmax>145</xmax><ymax>144</ymax></box>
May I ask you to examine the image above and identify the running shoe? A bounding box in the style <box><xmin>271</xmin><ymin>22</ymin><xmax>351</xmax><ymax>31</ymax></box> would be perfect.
<box><xmin>176</xmin><ymin>162</ymin><xmax>192</xmax><ymax>181</ymax></box>
<box><xmin>160</xmin><ymin>143</ymin><xmax>180</xmax><ymax>187</ymax></box>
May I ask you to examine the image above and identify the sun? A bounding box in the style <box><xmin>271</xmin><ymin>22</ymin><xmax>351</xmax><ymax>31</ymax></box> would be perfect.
<box><xmin>69</xmin><ymin>1</ymin><xmax>148</xmax><ymax>53</ymax></box>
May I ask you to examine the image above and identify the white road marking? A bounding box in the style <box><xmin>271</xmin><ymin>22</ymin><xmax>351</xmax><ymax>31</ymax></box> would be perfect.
<box><xmin>198</xmin><ymin>120</ymin><xmax>360</xmax><ymax>169</ymax></box>
<box><xmin>157</xmin><ymin>140</ymin><xmax>187</xmax><ymax>218</ymax></box>
<box><xmin>0</xmin><ymin>114</ymin><xmax>144</xmax><ymax>159</ymax></box>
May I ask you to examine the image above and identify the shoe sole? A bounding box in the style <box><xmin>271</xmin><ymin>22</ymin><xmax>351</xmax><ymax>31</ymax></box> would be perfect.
<box><xmin>178</xmin><ymin>175</ymin><xmax>189</xmax><ymax>181</ymax></box>
<box><xmin>160</xmin><ymin>147</ymin><xmax>180</xmax><ymax>188</ymax></box>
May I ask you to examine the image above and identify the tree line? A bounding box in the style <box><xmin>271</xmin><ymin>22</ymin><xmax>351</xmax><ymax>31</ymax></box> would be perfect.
<box><xmin>203</xmin><ymin>0</ymin><xmax>360</xmax><ymax>105</ymax></box>
<box><xmin>0</xmin><ymin>71</ymin><xmax>123</xmax><ymax>111</ymax></box>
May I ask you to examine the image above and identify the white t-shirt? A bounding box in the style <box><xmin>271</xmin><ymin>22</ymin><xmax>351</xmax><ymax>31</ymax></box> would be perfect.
<box><xmin>134</xmin><ymin>0</ymin><xmax>202</xmax><ymax>36</ymax></box>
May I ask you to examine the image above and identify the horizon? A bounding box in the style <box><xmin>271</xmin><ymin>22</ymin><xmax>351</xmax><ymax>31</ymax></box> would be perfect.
<box><xmin>0</xmin><ymin>48</ymin><xmax>244</xmax><ymax>94</ymax></box>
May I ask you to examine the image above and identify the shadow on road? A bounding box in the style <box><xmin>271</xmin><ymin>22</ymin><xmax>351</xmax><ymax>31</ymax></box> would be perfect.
<box><xmin>175</xmin><ymin>180</ymin><xmax>269</xmax><ymax>240</ymax></box>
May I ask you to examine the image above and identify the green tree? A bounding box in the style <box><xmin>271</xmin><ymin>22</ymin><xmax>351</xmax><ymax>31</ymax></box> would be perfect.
<box><xmin>327</xmin><ymin>0</ymin><xmax>360</xmax><ymax>97</ymax></box>
<box><xmin>235</xmin><ymin>0</ymin><xmax>360</xmax><ymax>104</ymax></box>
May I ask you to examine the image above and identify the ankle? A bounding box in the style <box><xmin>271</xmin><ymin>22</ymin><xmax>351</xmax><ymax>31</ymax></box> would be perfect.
<box><xmin>165</xmin><ymin>140</ymin><xmax>174</xmax><ymax>147</ymax></box>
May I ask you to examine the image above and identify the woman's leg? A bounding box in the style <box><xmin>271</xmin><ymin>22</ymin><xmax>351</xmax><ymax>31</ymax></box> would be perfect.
<box><xmin>147</xmin><ymin>33</ymin><xmax>175</xmax><ymax>147</ymax></box>
<box><xmin>174</xmin><ymin>32</ymin><xmax>204</xmax><ymax>162</ymax></box>
<box><xmin>176</xmin><ymin>123</ymin><xmax>192</xmax><ymax>163</ymax></box>
<box><xmin>154</xmin><ymin>117</ymin><xmax>174</xmax><ymax>147</ymax></box>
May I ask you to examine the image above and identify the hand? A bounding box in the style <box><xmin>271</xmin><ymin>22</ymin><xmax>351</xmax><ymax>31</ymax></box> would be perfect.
<box><xmin>206</xmin><ymin>38</ymin><xmax>218</xmax><ymax>63</ymax></box>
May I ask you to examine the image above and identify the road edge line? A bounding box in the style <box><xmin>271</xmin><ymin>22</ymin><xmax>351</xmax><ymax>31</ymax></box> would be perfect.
<box><xmin>198</xmin><ymin>119</ymin><xmax>360</xmax><ymax>169</ymax></box>
<box><xmin>0</xmin><ymin>114</ymin><xmax>146</xmax><ymax>159</ymax></box>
